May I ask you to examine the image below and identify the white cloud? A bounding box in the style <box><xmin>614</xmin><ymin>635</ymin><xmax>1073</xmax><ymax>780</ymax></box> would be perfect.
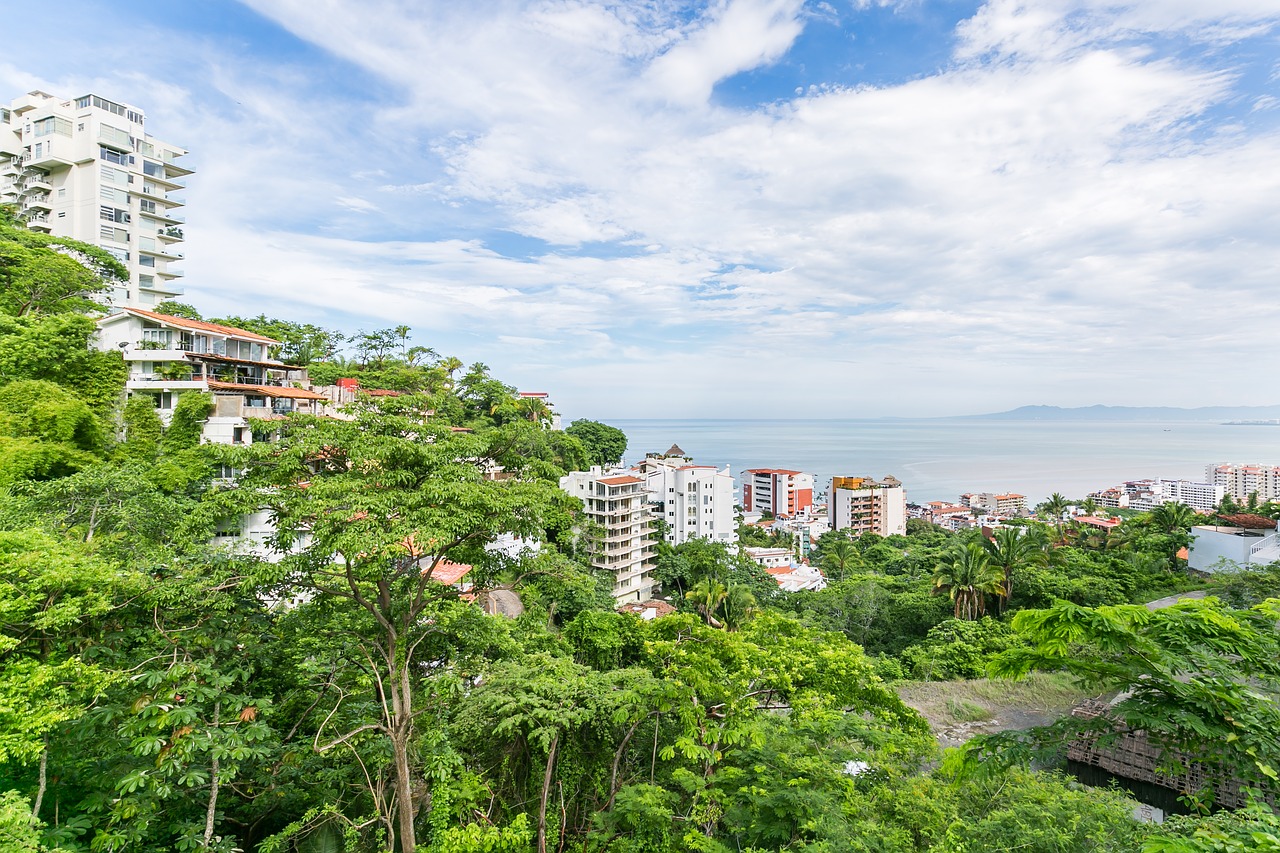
<box><xmin>8</xmin><ymin>0</ymin><xmax>1280</xmax><ymax>415</ymax></box>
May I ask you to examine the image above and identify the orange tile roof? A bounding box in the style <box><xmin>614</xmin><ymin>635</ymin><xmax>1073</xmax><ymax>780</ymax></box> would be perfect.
<box><xmin>362</xmin><ymin>388</ymin><xmax>401</xmax><ymax>397</ymax></box>
<box><xmin>206</xmin><ymin>380</ymin><xmax>328</xmax><ymax>400</ymax></box>
<box><xmin>598</xmin><ymin>475</ymin><xmax>643</xmax><ymax>486</ymax></box>
<box><xmin>113</xmin><ymin>308</ymin><xmax>281</xmax><ymax>344</ymax></box>
<box><xmin>427</xmin><ymin>560</ymin><xmax>473</xmax><ymax>585</ymax></box>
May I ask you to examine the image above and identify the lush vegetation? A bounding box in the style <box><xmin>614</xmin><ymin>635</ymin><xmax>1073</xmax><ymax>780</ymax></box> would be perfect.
<box><xmin>0</xmin><ymin>233</ymin><xmax>1277</xmax><ymax>851</ymax></box>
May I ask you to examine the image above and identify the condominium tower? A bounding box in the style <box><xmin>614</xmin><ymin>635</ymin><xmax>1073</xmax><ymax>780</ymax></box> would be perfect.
<box><xmin>635</xmin><ymin>448</ymin><xmax>736</xmax><ymax>546</ymax></box>
<box><xmin>1207</xmin><ymin>464</ymin><xmax>1280</xmax><ymax>503</ymax></box>
<box><xmin>742</xmin><ymin>468</ymin><xmax>814</xmax><ymax>518</ymax></box>
<box><xmin>1</xmin><ymin>90</ymin><xmax>191</xmax><ymax>307</ymax></box>
<box><xmin>829</xmin><ymin>475</ymin><xmax>907</xmax><ymax>536</ymax></box>
<box><xmin>560</xmin><ymin>468</ymin><xmax>659</xmax><ymax>603</ymax></box>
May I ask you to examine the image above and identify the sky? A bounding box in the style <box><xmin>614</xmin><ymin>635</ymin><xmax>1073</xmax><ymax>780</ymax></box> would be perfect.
<box><xmin>4</xmin><ymin>0</ymin><xmax>1280</xmax><ymax>420</ymax></box>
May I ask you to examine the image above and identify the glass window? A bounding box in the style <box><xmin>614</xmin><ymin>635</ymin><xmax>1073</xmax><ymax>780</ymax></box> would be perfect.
<box><xmin>99</xmin><ymin>205</ymin><xmax>129</xmax><ymax>223</ymax></box>
<box><xmin>138</xmin><ymin>255</ymin><xmax>155</xmax><ymax>268</ymax></box>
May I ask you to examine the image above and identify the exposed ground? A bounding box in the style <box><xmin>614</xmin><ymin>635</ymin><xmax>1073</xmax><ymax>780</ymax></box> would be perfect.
<box><xmin>896</xmin><ymin>672</ymin><xmax>1094</xmax><ymax>749</ymax></box>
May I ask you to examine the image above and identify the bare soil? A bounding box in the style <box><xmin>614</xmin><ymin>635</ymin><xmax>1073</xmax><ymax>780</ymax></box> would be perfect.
<box><xmin>896</xmin><ymin>672</ymin><xmax>1093</xmax><ymax>749</ymax></box>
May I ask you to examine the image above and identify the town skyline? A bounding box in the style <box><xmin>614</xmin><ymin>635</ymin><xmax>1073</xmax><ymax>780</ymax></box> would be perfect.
<box><xmin>4</xmin><ymin>0</ymin><xmax>1279</xmax><ymax>418</ymax></box>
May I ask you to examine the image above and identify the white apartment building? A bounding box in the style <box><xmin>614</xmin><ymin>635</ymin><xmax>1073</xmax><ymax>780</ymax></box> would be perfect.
<box><xmin>742</xmin><ymin>468</ymin><xmax>814</xmax><ymax>517</ymax></box>
<box><xmin>560</xmin><ymin>468</ymin><xmax>659</xmax><ymax>603</ymax></box>
<box><xmin>634</xmin><ymin>452</ymin><xmax>735</xmax><ymax>546</ymax></box>
<box><xmin>1090</xmin><ymin>478</ymin><xmax>1223</xmax><ymax>513</ymax></box>
<box><xmin>1207</xmin><ymin>464</ymin><xmax>1280</xmax><ymax>503</ymax></box>
<box><xmin>2</xmin><ymin>90</ymin><xmax>190</xmax><ymax>308</ymax></box>
<box><xmin>962</xmin><ymin>492</ymin><xmax>1027</xmax><ymax>515</ymax></box>
<box><xmin>97</xmin><ymin>307</ymin><xmax>327</xmax><ymax>443</ymax></box>
<box><xmin>829</xmin><ymin>475</ymin><xmax>907</xmax><ymax>536</ymax></box>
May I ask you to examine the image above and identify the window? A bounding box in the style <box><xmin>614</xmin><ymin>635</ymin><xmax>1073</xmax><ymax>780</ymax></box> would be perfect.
<box><xmin>105</xmin><ymin>247</ymin><xmax>129</xmax><ymax>262</ymax></box>
<box><xmin>100</xmin><ymin>225</ymin><xmax>129</xmax><ymax>242</ymax></box>
<box><xmin>142</xmin><ymin>160</ymin><xmax>164</xmax><ymax>178</ymax></box>
<box><xmin>32</xmin><ymin>116</ymin><xmax>72</xmax><ymax>137</ymax></box>
<box><xmin>99</xmin><ymin>205</ymin><xmax>129</xmax><ymax>223</ymax></box>
<box><xmin>139</xmin><ymin>199</ymin><xmax>156</xmax><ymax>214</ymax></box>
<box><xmin>138</xmin><ymin>255</ymin><xmax>155</xmax><ymax>268</ymax></box>
<box><xmin>138</xmin><ymin>275</ymin><xmax>155</xmax><ymax>288</ymax></box>
<box><xmin>99</xmin><ymin>147</ymin><xmax>131</xmax><ymax>166</ymax></box>
<box><xmin>57</xmin><ymin>188</ymin><xmax>65</xmax><ymax>198</ymax></box>
<box><xmin>100</xmin><ymin>186</ymin><xmax>125</xmax><ymax>203</ymax></box>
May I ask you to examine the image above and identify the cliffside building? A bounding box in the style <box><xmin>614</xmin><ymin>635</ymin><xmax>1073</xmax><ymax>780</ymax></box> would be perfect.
<box><xmin>2</xmin><ymin>91</ymin><xmax>191</xmax><ymax>308</ymax></box>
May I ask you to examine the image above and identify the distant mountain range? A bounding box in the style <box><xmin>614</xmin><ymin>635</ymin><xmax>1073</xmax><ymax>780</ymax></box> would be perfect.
<box><xmin>958</xmin><ymin>404</ymin><xmax>1280</xmax><ymax>422</ymax></box>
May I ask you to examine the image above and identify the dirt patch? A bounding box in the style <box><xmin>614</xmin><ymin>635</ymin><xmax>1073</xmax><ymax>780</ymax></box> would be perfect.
<box><xmin>896</xmin><ymin>672</ymin><xmax>1092</xmax><ymax>749</ymax></box>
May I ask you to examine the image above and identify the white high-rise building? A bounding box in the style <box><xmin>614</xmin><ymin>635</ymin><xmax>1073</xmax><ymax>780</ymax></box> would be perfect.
<box><xmin>560</xmin><ymin>467</ymin><xmax>659</xmax><ymax>603</ymax></box>
<box><xmin>829</xmin><ymin>475</ymin><xmax>907</xmax><ymax>536</ymax></box>
<box><xmin>1207</xmin><ymin>464</ymin><xmax>1280</xmax><ymax>503</ymax></box>
<box><xmin>1</xmin><ymin>90</ymin><xmax>191</xmax><ymax>308</ymax></box>
<box><xmin>634</xmin><ymin>448</ymin><xmax>736</xmax><ymax>546</ymax></box>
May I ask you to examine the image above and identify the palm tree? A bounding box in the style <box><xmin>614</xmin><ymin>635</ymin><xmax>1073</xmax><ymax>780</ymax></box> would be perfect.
<box><xmin>1078</xmin><ymin>497</ymin><xmax>1100</xmax><ymax>517</ymax></box>
<box><xmin>515</xmin><ymin>395</ymin><xmax>552</xmax><ymax>425</ymax></box>
<box><xmin>686</xmin><ymin>577</ymin><xmax>727</xmax><ymax>628</ymax></box>
<box><xmin>933</xmin><ymin>542</ymin><xmax>1006</xmax><ymax>621</ymax></box>
<box><xmin>820</xmin><ymin>536</ymin><xmax>861</xmax><ymax>582</ymax></box>
<box><xmin>981</xmin><ymin>526</ymin><xmax>1046</xmax><ymax>609</ymax></box>
<box><xmin>1039</xmin><ymin>493</ymin><xmax>1070</xmax><ymax>542</ymax></box>
<box><xmin>1149</xmin><ymin>501</ymin><xmax>1198</xmax><ymax>566</ymax></box>
<box><xmin>719</xmin><ymin>585</ymin><xmax>758</xmax><ymax>632</ymax></box>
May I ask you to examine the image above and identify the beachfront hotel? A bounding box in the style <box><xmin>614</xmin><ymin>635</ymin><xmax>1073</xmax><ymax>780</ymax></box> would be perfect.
<box><xmin>1</xmin><ymin>90</ymin><xmax>191</xmax><ymax>308</ymax></box>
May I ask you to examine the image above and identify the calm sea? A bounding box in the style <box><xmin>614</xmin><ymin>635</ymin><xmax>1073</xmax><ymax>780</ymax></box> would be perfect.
<box><xmin>610</xmin><ymin>419</ymin><xmax>1280</xmax><ymax>505</ymax></box>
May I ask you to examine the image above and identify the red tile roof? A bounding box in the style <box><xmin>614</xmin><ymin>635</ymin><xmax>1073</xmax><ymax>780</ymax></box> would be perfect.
<box><xmin>113</xmin><ymin>308</ymin><xmax>281</xmax><ymax>344</ymax></box>
<box><xmin>598</xmin><ymin>475</ymin><xmax>643</xmax><ymax>486</ymax></box>
<box><xmin>206</xmin><ymin>380</ymin><xmax>328</xmax><ymax>401</ymax></box>
<box><xmin>427</xmin><ymin>560</ymin><xmax>473</xmax><ymax>585</ymax></box>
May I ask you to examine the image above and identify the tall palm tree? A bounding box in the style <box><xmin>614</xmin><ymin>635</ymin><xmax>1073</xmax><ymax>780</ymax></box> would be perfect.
<box><xmin>981</xmin><ymin>526</ymin><xmax>1046</xmax><ymax>609</ymax></box>
<box><xmin>1149</xmin><ymin>501</ymin><xmax>1199</xmax><ymax>566</ymax></box>
<box><xmin>820</xmin><ymin>536</ymin><xmax>861</xmax><ymax>582</ymax></box>
<box><xmin>719</xmin><ymin>585</ymin><xmax>758</xmax><ymax>632</ymax></box>
<box><xmin>686</xmin><ymin>577</ymin><xmax>727</xmax><ymax>628</ymax></box>
<box><xmin>1039</xmin><ymin>493</ymin><xmax>1070</xmax><ymax>542</ymax></box>
<box><xmin>1078</xmin><ymin>497</ymin><xmax>1100</xmax><ymax>517</ymax></box>
<box><xmin>933</xmin><ymin>542</ymin><xmax>1006</xmax><ymax>621</ymax></box>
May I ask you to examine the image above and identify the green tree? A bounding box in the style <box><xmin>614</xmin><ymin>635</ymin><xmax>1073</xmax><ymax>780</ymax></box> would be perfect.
<box><xmin>1038</xmin><ymin>493</ymin><xmax>1070</xmax><ymax>540</ymax></box>
<box><xmin>981</xmin><ymin>525</ymin><xmax>1048</xmax><ymax>609</ymax></box>
<box><xmin>819</xmin><ymin>534</ymin><xmax>861</xmax><ymax>582</ymax></box>
<box><xmin>932</xmin><ymin>542</ymin><xmax>1006</xmax><ymax>620</ymax></box>
<box><xmin>970</xmin><ymin>597</ymin><xmax>1280</xmax><ymax>805</ymax></box>
<box><xmin>564</xmin><ymin>420</ymin><xmax>627</xmax><ymax>468</ymax></box>
<box><xmin>0</xmin><ymin>222</ymin><xmax>127</xmax><ymax>317</ymax></box>
<box><xmin>230</xmin><ymin>397</ymin><xmax>574</xmax><ymax>852</ymax></box>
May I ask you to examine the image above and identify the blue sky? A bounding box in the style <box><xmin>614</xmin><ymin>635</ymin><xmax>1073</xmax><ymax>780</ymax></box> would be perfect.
<box><xmin>5</xmin><ymin>0</ymin><xmax>1280</xmax><ymax>419</ymax></box>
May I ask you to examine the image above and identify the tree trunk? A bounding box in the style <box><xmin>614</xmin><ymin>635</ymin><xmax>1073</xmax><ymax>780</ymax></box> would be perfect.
<box><xmin>203</xmin><ymin>702</ymin><xmax>221</xmax><ymax>848</ymax></box>
<box><xmin>392</xmin><ymin>728</ymin><xmax>416</xmax><ymax>853</ymax></box>
<box><xmin>31</xmin><ymin>738</ymin><xmax>47</xmax><ymax>825</ymax></box>
<box><xmin>537</xmin><ymin>733</ymin><xmax>560</xmax><ymax>853</ymax></box>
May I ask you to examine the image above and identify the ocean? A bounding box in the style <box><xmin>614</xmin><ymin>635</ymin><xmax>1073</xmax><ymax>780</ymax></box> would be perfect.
<box><xmin>609</xmin><ymin>419</ymin><xmax>1280</xmax><ymax>505</ymax></box>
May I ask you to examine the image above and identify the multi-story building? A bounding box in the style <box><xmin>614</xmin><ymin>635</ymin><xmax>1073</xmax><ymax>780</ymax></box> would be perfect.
<box><xmin>559</xmin><ymin>467</ymin><xmax>659</xmax><ymax>603</ymax></box>
<box><xmin>962</xmin><ymin>492</ymin><xmax>1027</xmax><ymax>515</ymax></box>
<box><xmin>634</xmin><ymin>452</ymin><xmax>735</xmax><ymax>546</ymax></box>
<box><xmin>96</xmin><ymin>307</ymin><xmax>328</xmax><ymax>443</ymax></box>
<box><xmin>2</xmin><ymin>90</ymin><xmax>191</xmax><ymax>308</ymax></box>
<box><xmin>1207</xmin><ymin>464</ymin><xmax>1280</xmax><ymax>503</ymax></box>
<box><xmin>1089</xmin><ymin>478</ymin><xmax>1223</xmax><ymax>513</ymax></box>
<box><xmin>829</xmin><ymin>475</ymin><xmax>907</xmax><ymax>536</ymax></box>
<box><xmin>742</xmin><ymin>468</ymin><xmax>814</xmax><ymax>518</ymax></box>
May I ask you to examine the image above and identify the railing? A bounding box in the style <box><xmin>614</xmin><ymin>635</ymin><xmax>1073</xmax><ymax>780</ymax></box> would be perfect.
<box><xmin>1249</xmin><ymin>533</ymin><xmax>1279</xmax><ymax>557</ymax></box>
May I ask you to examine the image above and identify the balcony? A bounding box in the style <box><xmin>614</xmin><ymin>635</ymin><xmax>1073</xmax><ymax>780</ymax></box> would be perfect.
<box><xmin>139</xmin><ymin>245</ymin><xmax>184</xmax><ymax>261</ymax></box>
<box><xmin>23</xmin><ymin>174</ymin><xmax>52</xmax><ymax>192</ymax></box>
<box><xmin>22</xmin><ymin>193</ymin><xmax>52</xmax><ymax>210</ymax></box>
<box><xmin>154</xmin><ymin>267</ymin><xmax>185</xmax><ymax>279</ymax></box>
<box><xmin>157</xmin><ymin>225</ymin><xmax>184</xmax><ymax>242</ymax></box>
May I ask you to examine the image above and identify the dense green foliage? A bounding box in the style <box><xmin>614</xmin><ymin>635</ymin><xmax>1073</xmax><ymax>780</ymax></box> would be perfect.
<box><xmin>0</xmin><ymin>255</ymin><xmax>1275</xmax><ymax>851</ymax></box>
